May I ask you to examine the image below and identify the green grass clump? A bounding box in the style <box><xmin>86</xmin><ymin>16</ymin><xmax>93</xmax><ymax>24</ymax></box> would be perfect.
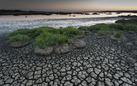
<box><xmin>8</xmin><ymin>29</ymin><xmax>33</xmax><ymax>37</ymax></box>
<box><xmin>35</xmin><ymin>32</ymin><xmax>68</xmax><ymax>48</ymax></box>
<box><xmin>97</xmin><ymin>28</ymin><xmax>110</xmax><ymax>35</ymax></box>
<box><xmin>87</xmin><ymin>24</ymin><xmax>110</xmax><ymax>31</ymax></box>
<box><xmin>123</xmin><ymin>24</ymin><xmax>137</xmax><ymax>31</ymax></box>
<box><xmin>35</xmin><ymin>32</ymin><xmax>57</xmax><ymax>48</ymax></box>
<box><xmin>56</xmin><ymin>34</ymin><xmax>68</xmax><ymax>44</ymax></box>
<box><xmin>78</xmin><ymin>31</ymin><xmax>85</xmax><ymax>35</ymax></box>
<box><xmin>114</xmin><ymin>32</ymin><xmax>124</xmax><ymax>39</ymax></box>
<box><xmin>8</xmin><ymin>34</ymin><xmax>31</xmax><ymax>43</ymax></box>
<box><xmin>62</xmin><ymin>27</ymin><xmax>80</xmax><ymax>37</ymax></box>
<box><xmin>8</xmin><ymin>26</ymin><xmax>85</xmax><ymax>48</ymax></box>
<box><xmin>109</xmin><ymin>24</ymin><xmax>124</xmax><ymax>30</ymax></box>
<box><xmin>30</xmin><ymin>28</ymin><xmax>43</xmax><ymax>38</ymax></box>
<box><xmin>116</xmin><ymin>18</ymin><xmax>137</xmax><ymax>24</ymax></box>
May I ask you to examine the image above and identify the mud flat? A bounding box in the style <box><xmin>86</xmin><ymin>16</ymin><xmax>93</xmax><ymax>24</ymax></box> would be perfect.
<box><xmin>0</xmin><ymin>30</ymin><xmax>137</xmax><ymax>85</ymax></box>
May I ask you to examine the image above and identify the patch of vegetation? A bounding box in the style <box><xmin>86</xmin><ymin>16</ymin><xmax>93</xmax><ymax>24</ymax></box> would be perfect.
<box><xmin>92</xmin><ymin>12</ymin><xmax>99</xmax><ymax>15</ymax></box>
<box><xmin>8</xmin><ymin>26</ymin><xmax>84</xmax><ymax>48</ymax></box>
<box><xmin>78</xmin><ymin>31</ymin><xmax>85</xmax><ymax>35</ymax></box>
<box><xmin>8</xmin><ymin>34</ymin><xmax>31</xmax><ymax>43</ymax></box>
<box><xmin>115</xmin><ymin>18</ymin><xmax>137</xmax><ymax>25</ymax></box>
<box><xmin>35</xmin><ymin>32</ymin><xmax>68</xmax><ymax>48</ymax></box>
<box><xmin>8</xmin><ymin>29</ymin><xmax>33</xmax><ymax>37</ymax></box>
<box><xmin>114</xmin><ymin>32</ymin><xmax>124</xmax><ymax>39</ymax></box>
<box><xmin>108</xmin><ymin>24</ymin><xmax>124</xmax><ymax>30</ymax></box>
<box><xmin>87</xmin><ymin>22</ymin><xmax>137</xmax><ymax>32</ymax></box>
<box><xmin>123</xmin><ymin>24</ymin><xmax>137</xmax><ymax>31</ymax></box>
<box><xmin>35</xmin><ymin>32</ymin><xmax>57</xmax><ymax>48</ymax></box>
<box><xmin>62</xmin><ymin>27</ymin><xmax>80</xmax><ymax>37</ymax></box>
<box><xmin>67</xmin><ymin>41</ymin><xmax>71</xmax><ymax>44</ymax></box>
<box><xmin>87</xmin><ymin>24</ymin><xmax>108</xmax><ymax>31</ymax></box>
<box><xmin>97</xmin><ymin>28</ymin><xmax>111</xmax><ymax>35</ymax></box>
<box><xmin>56</xmin><ymin>34</ymin><xmax>68</xmax><ymax>45</ymax></box>
<box><xmin>73</xmin><ymin>36</ymin><xmax>77</xmax><ymax>40</ymax></box>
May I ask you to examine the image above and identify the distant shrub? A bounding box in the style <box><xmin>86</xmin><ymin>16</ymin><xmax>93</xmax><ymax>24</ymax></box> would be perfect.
<box><xmin>114</xmin><ymin>32</ymin><xmax>124</xmax><ymax>39</ymax></box>
<box><xmin>8</xmin><ymin>34</ymin><xmax>30</xmax><ymax>43</ymax></box>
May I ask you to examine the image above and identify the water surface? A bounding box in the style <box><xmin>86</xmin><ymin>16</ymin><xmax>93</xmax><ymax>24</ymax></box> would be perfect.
<box><xmin>0</xmin><ymin>12</ymin><xmax>137</xmax><ymax>34</ymax></box>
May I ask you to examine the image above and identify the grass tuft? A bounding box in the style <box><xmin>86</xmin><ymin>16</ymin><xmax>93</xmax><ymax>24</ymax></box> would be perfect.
<box><xmin>8</xmin><ymin>34</ymin><xmax>31</xmax><ymax>43</ymax></box>
<box><xmin>114</xmin><ymin>32</ymin><xmax>124</xmax><ymax>39</ymax></box>
<box><xmin>35</xmin><ymin>32</ymin><xmax>68</xmax><ymax>48</ymax></box>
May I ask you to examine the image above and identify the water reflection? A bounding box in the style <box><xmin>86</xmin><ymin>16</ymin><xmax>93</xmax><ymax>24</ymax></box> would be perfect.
<box><xmin>0</xmin><ymin>12</ymin><xmax>137</xmax><ymax>34</ymax></box>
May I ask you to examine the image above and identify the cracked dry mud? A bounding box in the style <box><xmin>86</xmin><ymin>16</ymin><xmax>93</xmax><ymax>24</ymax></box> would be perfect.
<box><xmin>0</xmin><ymin>32</ymin><xmax>137</xmax><ymax>86</ymax></box>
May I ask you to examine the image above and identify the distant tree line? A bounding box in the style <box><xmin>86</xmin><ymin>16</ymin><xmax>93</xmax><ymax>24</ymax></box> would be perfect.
<box><xmin>0</xmin><ymin>10</ymin><xmax>86</xmax><ymax>16</ymax></box>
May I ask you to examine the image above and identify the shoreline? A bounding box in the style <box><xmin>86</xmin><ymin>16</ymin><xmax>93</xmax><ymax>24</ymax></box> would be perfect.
<box><xmin>0</xmin><ymin>16</ymin><xmax>135</xmax><ymax>35</ymax></box>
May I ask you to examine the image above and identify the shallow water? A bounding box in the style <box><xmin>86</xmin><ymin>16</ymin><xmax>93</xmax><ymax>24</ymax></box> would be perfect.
<box><xmin>0</xmin><ymin>12</ymin><xmax>137</xmax><ymax>34</ymax></box>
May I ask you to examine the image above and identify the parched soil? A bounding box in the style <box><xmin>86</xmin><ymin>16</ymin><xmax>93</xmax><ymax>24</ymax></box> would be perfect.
<box><xmin>0</xmin><ymin>32</ymin><xmax>137</xmax><ymax>86</ymax></box>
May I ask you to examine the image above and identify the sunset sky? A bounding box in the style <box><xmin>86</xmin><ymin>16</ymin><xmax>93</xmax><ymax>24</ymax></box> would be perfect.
<box><xmin>0</xmin><ymin>0</ymin><xmax>137</xmax><ymax>11</ymax></box>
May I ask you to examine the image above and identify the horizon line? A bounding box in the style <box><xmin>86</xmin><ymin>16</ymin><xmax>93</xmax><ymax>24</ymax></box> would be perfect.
<box><xmin>1</xmin><ymin>8</ymin><xmax>137</xmax><ymax>12</ymax></box>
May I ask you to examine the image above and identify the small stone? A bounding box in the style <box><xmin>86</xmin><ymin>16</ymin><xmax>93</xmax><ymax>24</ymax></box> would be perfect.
<box><xmin>105</xmin><ymin>81</ymin><xmax>112</xmax><ymax>86</ymax></box>
<box><xmin>49</xmin><ymin>74</ymin><xmax>54</xmax><ymax>80</ymax></box>
<box><xmin>114</xmin><ymin>80</ymin><xmax>119</xmax><ymax>86</ymax></box>
<box><xmin>24</xmin><ymin>51</ymin><xmax>30</xmax><ymax>55</ymax></box>
<box><xmin>78</xmin><ymin>71</ymin><xmax>86</xmax><ymax>79</ymax></box>
<box><xmin>41</xmin><ymin>82</ymin><xmax>48</xmax><ymax>86</ymax></box>
<box><xmin>94</xmin><ymin>68</ymin><xmax>101</xmax><ymax>74</ymax></box>
<box><xmin>71</xmin><ymin>39</ymin><xmax>86</xmax><ymax>48</ymax></box>
<box><xmin>60</xmin><ymin>68</ymin><xmax>66</xmax><ymax>72</ymax></box>
<box><xmin>81</xmin><ymin>81</ymin><xmax>87</xmax><ymax>86</ymax></box>
<box><xmin>133</xmin><ymin>50</ymin><xmax>137</xmax><ymax>56</ymax></box>
<box><xmin>35</xmin><ymin>46</ymin><xmax>53</xmax><ymax>55</ymax></box>
<box><xmin>36</xmin><ymin>78</ymin><xmax>43</xmax><ymax>83</ymax></box>
<box><xmin>9</xmin><ymin>41</ymin><xmax>30</xmax><ymax>48</ymax></box>
<box><xmin>87</xmin><ymin>68</ymin><xmax>93</xmax><ymax>73</ymax></box>
<box><xmin>64</xmin><ymin>81</ymin><xmax>73</xmax><ymax>86</ymax></box>
<box><xmin>77</xmin><ymin>35</ymin><xmax>85</xmax><ymax>38</ymax></box>
<box><xmin>127</xmin><ymin>58</ymin><xmax>135</xmax><ymax>65</ymax></box>
<box><xmin>124</xmin><ymin>73</ymin><xmax>131</xmax><ymax>78</ymax></box>
<box><xmin>91</xmin><ymin>72</ymin><xmax>97</xmax><ymax>78</ymax></box>
<box><xmin>86</xmin><ymin>77</ymin><xmax>92</xmax><ymax>83</ymax></box>
<box><xmin>114</xmin><ymin>74</ymin><xmax>120</xmax><ymax>79</ymax></box>
<box><xmin>78</xmin><ymin>26</ymin><xmax>87</xmax><ymax>31</ymax></box>
<box><xmin>66</xmin><ymin>75</ymin><xmax>71</xmax><ymax>80</ymax></box>
<box><xmin>0</xmin><ymin>80</ymin><xmax>4</xmax><ymax>85</ymax></box>
<box><xmin>54</xmin><ymin>44</ymin><xmax>70</xmax><ymax>54</ymax></box>
<box><xmin>134</xmin><ymin>63</ymin><xmax>137</xmax><ymax>66</ymax></box>
<box><xmin>85</xmin><ymin>31</ymin><xmax>92</xmax><ymax>35</ymax></box>
<box><xmin>128</xmin><ymin>31</ymin><xmax>135</xmax><ymax>34</ymax></box>
<box><xmin>26</xmin><ymin>80</ymin><xmax>34</xmax><ymax>85</ymax></box>
<box><xmin>71</xmin><ymin>76</ymin><xmax>81</xmax><ymax>85</ymax></box>
<box><xmin>125</xmin><ymin>42</ymin><xmax>133</xmax><ymax>46</ymax></box>
<box><xmin>5</xmin><ymin>79</ymin><xmax>13</xmax><ymax>84</ymax></box>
